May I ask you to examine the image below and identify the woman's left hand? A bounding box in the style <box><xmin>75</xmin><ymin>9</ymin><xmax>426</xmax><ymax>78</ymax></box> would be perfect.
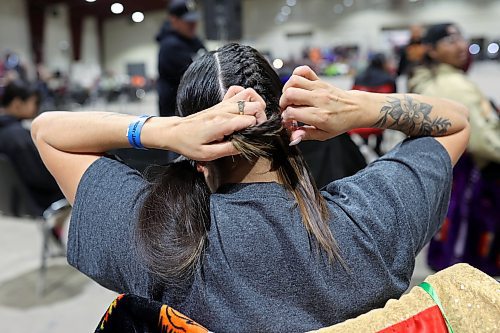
<box><xmin>169</xmin><ymin>86</ymin><xmax>267</xmax><ymax>161</ymax></box>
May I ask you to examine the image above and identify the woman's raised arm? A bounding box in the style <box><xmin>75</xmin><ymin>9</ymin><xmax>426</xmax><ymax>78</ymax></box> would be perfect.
<box><xmin>280</xmin><ymin>66</ymin><xmax>470</xmax><ymax>166</ymax></box>
<box><xmin>31</xmin><ymin>87</ymin><xmax>266</xmax><ymax>203</ymax></box>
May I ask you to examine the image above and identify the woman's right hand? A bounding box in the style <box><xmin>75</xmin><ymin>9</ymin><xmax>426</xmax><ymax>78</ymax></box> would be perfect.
<box><xmin>279</xmin><ymin>66</ymin><xmax>367</xmax><ymax>145</ymax></box>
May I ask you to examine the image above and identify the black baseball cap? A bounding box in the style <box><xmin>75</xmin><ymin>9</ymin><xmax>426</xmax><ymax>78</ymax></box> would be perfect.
<box><xmin>169</xmin><ymin>0</ymin><xmax>200</xmax><ymax>22</ymax></box>
<box><xmin>422</xmin><ymin>23</ymin><xmax>457</xmax><ymax>46</ymax></box>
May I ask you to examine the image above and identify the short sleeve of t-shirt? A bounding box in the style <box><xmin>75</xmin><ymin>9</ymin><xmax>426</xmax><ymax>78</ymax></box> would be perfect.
<box><xmin>324</xmin><ymin>136</ymin><xmax>452</xmax><ymax>258</ymax></box>
<box><xmin>67</xmin><ymin>157</ymin><xmax>151</xmax><ymax>295</ymax></box>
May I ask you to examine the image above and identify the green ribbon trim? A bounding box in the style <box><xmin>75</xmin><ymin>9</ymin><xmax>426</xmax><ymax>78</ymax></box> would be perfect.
<box><xmin>418</xmin><ymin>281</ymin><xmax>455</xmax><ymax>333</ymax></box>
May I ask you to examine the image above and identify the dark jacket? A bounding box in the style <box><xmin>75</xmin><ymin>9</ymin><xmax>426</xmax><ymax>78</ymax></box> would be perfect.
<box><xmin>353</xmin><ymin>67</ymin><xmax>396</xmax><ymax>93</ymax></box>
<box><xmin>0</xmin><ymin>114</ymin><xmax>63</xmax><ymax>209</ymax></box>
<box><xmin>156</xmin><ymin>22</ymin><xmax>205</xmax><ymax>117</ymax></box>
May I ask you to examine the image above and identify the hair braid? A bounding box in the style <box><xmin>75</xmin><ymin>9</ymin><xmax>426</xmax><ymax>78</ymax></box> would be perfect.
<box><xmin>218</xmin><ymin>44</ymin><xmax>343</xmax><ymax>264</ymax></box>
<box><xmin>137</xmin><ymin>43</ymin><xmax>345</xmax><ymax>287</ymax></box>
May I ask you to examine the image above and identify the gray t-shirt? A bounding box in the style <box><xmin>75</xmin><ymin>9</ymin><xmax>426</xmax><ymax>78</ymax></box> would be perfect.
<box><xmin>68</xmin><ymin>137</ymin><xmax>452</xmax><ymax>332</ymax></box>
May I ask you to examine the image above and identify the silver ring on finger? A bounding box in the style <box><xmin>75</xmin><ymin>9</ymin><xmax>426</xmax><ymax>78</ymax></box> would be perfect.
<box><xmin>237</xmin><ymin>100</ymin><xmax>245</xmax><ymax>115</ymax></box>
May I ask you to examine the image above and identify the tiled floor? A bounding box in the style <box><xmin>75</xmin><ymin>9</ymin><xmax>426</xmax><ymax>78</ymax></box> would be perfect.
<box><xmin>0</xmin><ymin>61</ymin><xmax>498</xmax><ymax>333</ymax></box>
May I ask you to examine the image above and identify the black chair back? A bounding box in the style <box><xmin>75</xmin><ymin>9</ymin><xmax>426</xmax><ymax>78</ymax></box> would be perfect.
<box><xmin>0</xmin><ymin>154</ymin><xmax>44</xmax><ymax>217</ymax></box>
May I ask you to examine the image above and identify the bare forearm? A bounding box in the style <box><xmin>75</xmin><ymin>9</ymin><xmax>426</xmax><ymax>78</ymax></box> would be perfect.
<box><xmin>350</xmin><ymin>91</ymin><xmax>469</xmax><ymax>137</ymax></box>
<box><xmin>31</xmin><ymin>112</ymin><xmax>178</xmax><ymax>153</ymax></box>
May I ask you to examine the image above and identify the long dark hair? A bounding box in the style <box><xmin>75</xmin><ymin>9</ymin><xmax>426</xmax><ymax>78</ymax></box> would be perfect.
<box><xmin>136</xmin><ymin>43</ymin><xmax>341</xmax><ymax>285</ymax></box>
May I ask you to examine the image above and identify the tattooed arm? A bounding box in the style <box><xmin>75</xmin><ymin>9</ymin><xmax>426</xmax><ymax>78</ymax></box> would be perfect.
<box><xmin>371</xmin><ymin>95</ymin><xmax>452</xmax><ymax>136</ymax></box>
<box><xmin>359</xmin><ymin>93</ymin><xmax>466</xmax><ymax>137</ymax></box>
<box><xmin>280</xmin><ymin>66</ymin><xmax>470</xmax><ymax>165</ymax></box>
<box><xmin>358</xmin><ymin>92</ymin><xmax>470</xmax><ymax>166</ymax></box>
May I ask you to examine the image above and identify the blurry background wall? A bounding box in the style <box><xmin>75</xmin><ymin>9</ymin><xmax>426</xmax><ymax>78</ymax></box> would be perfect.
<box><xmin>103</xmin><ymin>11</ymin><xmax>165</xmax><ymax>79</ymax></box>
<box><xmin>0</xmin><ymin>0</ymin><xmax>31</xmax><ymax>64</ymax></box>
<box><xmin>1</xmin><ymin>0</ymin><xmax>499</xmax><ymax>85</ymax></box>
<box><xmin>243</xmin><ymin>0</ymin><xmax>500</xmax><ymax>59</ymax></box>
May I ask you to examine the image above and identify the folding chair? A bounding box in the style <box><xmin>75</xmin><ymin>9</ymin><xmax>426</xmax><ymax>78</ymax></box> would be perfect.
<box><xmin>0</xmin><ymin>154</ymin><xmax>70</xmax><ymax>295</ymax></box>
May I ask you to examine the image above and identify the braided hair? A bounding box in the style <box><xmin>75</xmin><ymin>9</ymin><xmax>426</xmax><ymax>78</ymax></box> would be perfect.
<box><xmin>136</xmin><ymin>44</ymin><xmax>342</xmax><ymax>286</ymax></box>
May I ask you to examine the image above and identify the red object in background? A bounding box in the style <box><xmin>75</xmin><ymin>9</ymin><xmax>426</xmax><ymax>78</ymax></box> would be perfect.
<box><xmin>348</xmin><ymin>83</ymin><xmax>396</xmax><ymax>138</ymax></box>
<box><xmin>348</xmin><ymin>127</ymin><xmax>384</xmax><ymax>138</ymax></box>
<box><xmin>131</xmin><ymin>75</ymin><xmax>146</xmax><ymax>88</ymax></box>
<box><xmin>377</xmin><ymin>305</ymin><xmax>449</xmax><ymax>333</ymax></box>
<box><xmin>352</xmin><ymin>83</ymin><xmax>395</xmax><ymax>94</ymax></box>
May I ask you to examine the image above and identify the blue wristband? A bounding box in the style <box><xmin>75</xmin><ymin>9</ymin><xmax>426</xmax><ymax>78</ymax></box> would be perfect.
<box><xmin>126</xmin><ymin>115</ymin><xmax>154</xmax><ymax>149</ymax></box>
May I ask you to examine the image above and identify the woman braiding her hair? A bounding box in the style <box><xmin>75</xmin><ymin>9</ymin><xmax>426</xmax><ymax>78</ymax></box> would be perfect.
<box><xmin>32</xmin><ymin>43</ymin><xmax>469</xmax><ymax>332</ymax></box>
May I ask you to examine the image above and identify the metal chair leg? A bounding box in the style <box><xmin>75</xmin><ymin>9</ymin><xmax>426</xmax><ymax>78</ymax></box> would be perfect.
<box><xmin>37</xmin><ymin>199</ymin><xmax>71</xmax><ymax>297</ymax></box>
<box><xmin>37</xmin><ymin>218</ymin><xmax>50</xmax><ymax>297</ymax></box>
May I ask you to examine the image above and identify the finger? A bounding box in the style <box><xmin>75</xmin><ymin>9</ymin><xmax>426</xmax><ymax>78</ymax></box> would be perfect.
<box><xmin>210</xmin><ymin>115</ymin><xmax>258</xmax><ymax>141</ymax></box>
<box><xmin>225</xmin><ymin>88</ymin><xmax>267</xmax><ymax>123</ymax></box>
<box><xmin>199</xmin><ymin>142</ymin><xmax>240</xmax><ymax>161</ymax></box>
<box><xmin>220</xmin><ymin>100</ymin><xmax>265</xmax><ymax>118</ymax></box>
<box><xmin>239</xmin><ymin>101</ymin><xmax>267</xmax><ymax>124</ymax></box>
<box><xmin>282</xmin><ymin>74</ymin><xmax>317</xmax><ymax>93</ymax></box>
<box><xmin>289</xmin><ymin>128</ymin><xmax>307</xmax><ymax>145</ymax></box>
<box><xmin>292</xmin><ymin>66</ymin><xmax>320</xmax><ymax>81</ymax></box>
<box><xmin>223</xmin><ymin>86</ymin><xmax>245</xmax><ymax>100</ymax></box>
<box><xmin>279</xmin><ymin>87</ymin><xmax>317</xmax><ymax>109</ymax></box>
<box><xmin>290</xmin><ymin>126</ymin><xmax>325</xmax><ymax>144</ymax></box>
<box><xmin>281</xmin><ymin>106</ymin><xmax>322</xmax><ymax>128</ymax></box>
<box><xmin>228</xmin><ymin>88</ymin><xmax>266</xmax><ymax>106</ymax></box>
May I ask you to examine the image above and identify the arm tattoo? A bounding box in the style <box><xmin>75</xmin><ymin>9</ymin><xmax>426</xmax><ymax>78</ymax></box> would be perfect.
<box><xmin>373</xmin><ymin>95</ymin><xmax>451</xmax><ymax>136</ymax></box>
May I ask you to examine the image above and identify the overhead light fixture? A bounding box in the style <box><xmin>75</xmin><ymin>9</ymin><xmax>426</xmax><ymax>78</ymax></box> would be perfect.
<box><xmin>275</xmin><ymin>14</ymin><xmax>287</xmax><ymax>24</ymax></box>
<box><xmin>132</xmin><ymin>11</ymin><xmax>144</xmax><ymax>23</ymax></box>
<box><xmin>273</xmin><ymin>58</ymin><xmax>284</xmax><ymax>69</ymax></box>
<box><xmin>111</xmin><ymin>3</ymin><xmax>124</xmax><ymax>14</ymax></box>
<box><xmin>281</xmin><ymin>6</ymin><xmax>292</xmax><ymax>16</ymax></box>
<box><xmin>85</xmin><ymin>0</ymin><xmax>96</xmax><ymax>2</ymax></box>
<box><xmin>343</xmin><ymin>0</ymin><xmax>354</xmax><ymax>7</ymax></box>
<box><xmin>468</xmin><ymin>44</ymin><xmax>480</xmax><ymax>55</ymax></box>
<box><xmin>487</xmin><ymin>42</ymin><xmax>499</xmax><ymax>54</ymax></box>
<box><xmin>286</xmin><ymin>0</ymin><xmax>297</xmax><ymax>6</ymax></box>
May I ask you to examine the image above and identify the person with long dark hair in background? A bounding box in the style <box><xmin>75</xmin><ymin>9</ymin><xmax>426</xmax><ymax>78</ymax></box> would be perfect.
<box><xmin>32</xmin><ymin>44</ymin><xmax>469</xmax><ymax>332</ymax></box>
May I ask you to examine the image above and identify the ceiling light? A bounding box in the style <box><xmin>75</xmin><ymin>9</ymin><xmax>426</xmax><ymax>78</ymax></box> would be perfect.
<box><xmin>343</xmin><ymin>0</ymin><xmax>354</xmax><ymax>7</ymax></box>
<box><xmin>132</xmin><ymin>11</ymin><xmax>144</xmax><ymax>23</ymax></box>
<box><xmin>487</xmin><ymin>42</ymin><xmax>499</xmax><ymax>54</ymax></box>
<box><xmin>85</xmin><ymin>0</ymin><xmax>96</xmax><ymax>2</ymax></box>
<box><xmin>468</xmin><ymin>44</ymin><xmax>480</xmax><ymax>55</ymax></box>
<box><xmin>275</xmin><ymin>14</ymin><xmax>287</xmax><ymax>24</ymax></box>
<box><xmin>111</xmin><ymin>3</ymin><xmax>124</xmax><ymax>14</ymax></box>
<box><xmin>286</xmin><ymin>0</ymin><xmax>297</xmax><ymax>6</ymax></box>
<box><xmin>273</xmin><ymin>59</ymin><xmax>284</xmax><ymax>69</ymax></box>
<box><xmin>281</xmin><ymin>6</ymin><xmax>291</xmax><ymax>16</ymax></box>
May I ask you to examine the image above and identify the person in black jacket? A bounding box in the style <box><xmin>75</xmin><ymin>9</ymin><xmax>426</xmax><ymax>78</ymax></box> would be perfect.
<box><xmin>0</xmin><ymin>81</ymin><xmax>63</xmax><ymax>211</ymax></box>
<box><xmin>156</xmin><ymin>0</ymin><xmax>205</xmax><ymax>117</ymax></box>
<box><xmin>397</xmin><ymin>25</ymin><xmax>426</xmax><ymax>77</ymax></box>
<box><xmin>353</xmin><ymin>53</ymin><xmax>396</xmax><ymax>94</ymax></box>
